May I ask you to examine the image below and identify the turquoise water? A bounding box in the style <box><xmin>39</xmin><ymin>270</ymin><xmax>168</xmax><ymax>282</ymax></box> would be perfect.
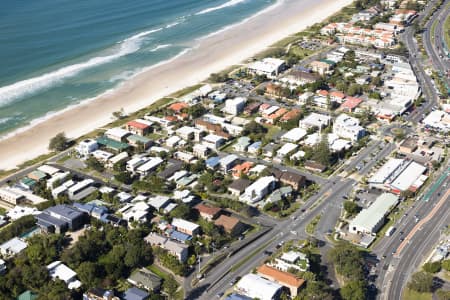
<box><xmin>0</xmin><ymin>0</ymin><xmax>275</xmax><ymax>135</ymax></box>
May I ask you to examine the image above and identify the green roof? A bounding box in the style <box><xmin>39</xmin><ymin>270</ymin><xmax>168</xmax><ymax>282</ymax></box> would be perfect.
<box><xmin>17</xmin><ymin>291</ymin><xmax>38</xmax><ymax>300</ymax></box>
<box><xmin>127</xmin><ymin>134</ymin><xmax>151</xmax><ymax>144</ymax></box>
<box><xmin>97</xmin><ymin>136</ymin><xmax>130</xmax><ymax>151</ymax></box>
<box><xmin>320</xmin><ymin>59</ymin><xmax>336</xmax><ymax>66</ymax></box>
<box><xmin>21</xmin><ymin>177</ymin><xmax>37</xmax><ymax>188</ymax></box>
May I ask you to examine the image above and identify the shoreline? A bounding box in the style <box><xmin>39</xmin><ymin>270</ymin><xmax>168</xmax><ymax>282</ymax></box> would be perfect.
<box><xmin>0</xmin><ymin>0</ymin><xmax>353</xmax><ymax>171</ymax></box>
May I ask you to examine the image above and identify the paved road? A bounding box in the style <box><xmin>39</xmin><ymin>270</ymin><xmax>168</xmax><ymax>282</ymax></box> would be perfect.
<box><xmin>186</xmin><ymin>176</ymin><xmax>355</xmax><ymax>299</ymax></box>
<box><xmin>375</xmin><ymin>163</ymin><xmax>450</xmax><ymax>300</ymax></box>
<box><xmin>423</xmin><ymin>0</ymin><xmax>450</xmax><ymax>92</ymax></box>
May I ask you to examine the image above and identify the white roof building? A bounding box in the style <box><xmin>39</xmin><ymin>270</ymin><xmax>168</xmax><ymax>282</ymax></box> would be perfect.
<box><xmin>235</xmin><ymin>273</ymin><xmax>283</xmax><ymax>300</ymax></box>
<box><xmin>202</xmin><ymin>134</ymin><xmax>226</xmax><ymax>150</ymax></box>
<box><xmin>224</xmin><ymin>97</ymin><xmax>246</xmax><ymax>115</ymax></box>
<box><xmin>369</xmin><ymin>158</ymin><xmax>404</xmax><ymax>185</ymax></box>
<box><xmin>47</xmin><ymin>261</ymin><xmax>82</xmax><ymax>289</ymax></box>
<box><xmin>281</xmin><ymin>128</ymin><xmax>307</xmax><ymax>143</ymax></box>
<box><xmin>148</xmin><ymin>195</ymin><xmax>171</xmax><ymax>210</ymax></box>
<box><xmin>390</xmin><ymin>161</ymin><xmax>427</xmax><ymax>192</ymax></box>
<box><xmin>299</xmin><ymin>113</ymin><xmax>331</xmax><ymax>129</ymax></box>
<box><xmin>422</xmin><ymin>110</ymin><xmax>450</xmax><ymax>132</ymax></box>
<box><xmin>105</xmin><ymin>127</ymin><xmax>130</xmax><ymax>141</ymax></box>
<box><xmin>248</xmin><ymin>58</ymin><xmax>285</xmax><ymax>79</ymax></box>
<box><xmin>119</xmin><ymin>202</ymin><xmax>150</xmax><ymax>223</ymax></box>
<box><xmin>176</xmin><ymin>126</ymin><xmax>200</xmax><ymax>140</ymax></box>
<box><xmin>76</xmin><ymin>139</ymin><xmax>98</xmax><ymax>156</ymax></box>
<box><xmin>37</xmin><ymin>165</ymin><xmax>61</xmax><ymax>176</ymax></box>
<box><xmin>349</xmin><ymin>193</ymin><xmax>399</xmax><ymax>234</ymax></box>
<box><xmin>0</xmin><ymin>237</ymin><xmax>28</xmax><ymax>257</ymax></box>
<box><xmin>7</xmin><ymin>206</ymin><xmax>40</xmax><ymax>220</ymax></box>
<box><xmin>240</xmin><ymin>176</ymin><xmax>277</xmax><ymax>205</ymax></box>
<box><xmin>276</xmin><ymin>143</ymin><xmax>298</xmax><ymax>158</ymax></box>
<box><xmin>333</xmin><ymin>114</ymin><xmax>366</xmax><ymax>142</ymax></box>
<box><xmin>136</xmin><ymin>157</ymin><xmax>164</xmax><ymax>176</ymax></box>
<box><xmin>172</xmin><ymin>218</ymin><xmax>200</xmax><ymax>235</ymax></box>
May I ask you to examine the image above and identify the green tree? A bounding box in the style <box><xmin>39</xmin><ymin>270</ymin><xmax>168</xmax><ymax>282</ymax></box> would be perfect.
<box><xmin>115</xmin><ymin>171</ymin><xmax>133</xmax><ymax>184</ymax></box>
<box><xmin>343</xmin><ymin>201</ymin><xmax>361</xmax><ymax>216</ymax></box>
<box><xmin>49</xmin><ymin>132</ymin><xmax>69</xmax><ymax>151</ymax></box>
<box><xmin>340</xmin><ymin>280</ymin><xmax>366</xmax><ymax>300</ymax></box>
<box><xmin>407</xmin><ymin>271</ymin><xmax>434</xmax><ymax>293</ymax></box>
<box><xmin>77</xmin><ymin>261</ymin><xmax>102</xmax><ymax>288</ymax></box>
<box><xmin>436</xmin><ymin>289</ymin><xmax>450</xmax><ymax>300</ymax></box>
<box><xmin>163</xmin><ymin>275</ymin><xmax>179</xmax><ymax>299</ymax></box>
<box><xmin>296</xmin><ymin>281</ymin><xmax>333</xmax><ymax>300</ymax></box>
<box><xmin>441</xmin><ymin>259</ymin><xmax>450</xmax><ymax>271</ymax></box>
<box><xmin>170</xmin><ymin>204</ymin><xmax>196</xmax><ymax>220</ymax></box>
<box><xmin>86</xmin><ymin>156</ymin><xmax>104</xmax><ymax>172</ymax></box>
<box><xmin>328</xmin><ymin>242</ymin><xmax>365</xmax><ymax>281</ymax></box>
<box><xmin>313</xmin><ymin>134</ymin><xmax>331</xmax><ymax>166</ymax></box>
<box><xmin>347</xmin><ymin>84</ymin><xmax>362</xmax><ymax>96</ymax></box>
<box><xmin>423</xmin><ymin>261</ymin><xmax>441</xmax><ymax>273</ymax></box>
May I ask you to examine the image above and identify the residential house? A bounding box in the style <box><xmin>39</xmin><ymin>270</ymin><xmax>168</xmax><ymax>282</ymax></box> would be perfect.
<box><xmin>299</xmin><ymin>113</ymin><xmax>331</xmax><ymax>129</ymax></box>
<box><xmin>228</xmin><ymin>179</ymin><xmax>252</xmax><ymax>197</ymax></box>
<box><xmin>232</xmin><ymin>162</ymin><xmax>254</xmax><ymax>179</ymax></box>
<box><xmin>234</xmin><ymin>137</ymin><xmax>252</xmax><ymax>152</ymax></box>
<box><xmin>83</xmin><ymin>288</ymin><xmax>119</xmax><ymax>300</ymax></box>
<box><xmin>172</xmin><ymin>218</ymin><xmax>200</xmax><ymax>236</ymax></box>
<box><xmin>0</xmin><ymin>237</ymin><xmax>27</xmax><ymax>258</ymax></box>
<box><xmin>215</xmin><ymin>215</ymin><xmax>245</xmax><ymax>236</ymax></box>
<box><xmin>195</xmin><ymin>203</ymin><xmax>222</xmax><ymax>221</ymax></box>
<box><xmin>105</xmin><ymin>127</ymin><xmax>131</xmax><ymax>142</ymax></box>
<box><xmin>202</xmin><ymin>134</ymin><xmax>226</xmax><ymax>150</ymax></box>
<box><xmin>47</xmin><ymin>261</ymin><xmax>82</xmax><ymax>289</ymax></box>
<box><xmin>127</xmin><ymin>268</ymin><xmax>161</xmax><ymax>292</ymax></box>
<box><xmin>76</xmin><ymin>139</ymin><xmax>99</xmax><ymax>156</ymax></box>
<box><xmin>127</xmin><ymin>135</ymin><xmax>152</xmax><ymax>150</ymax></box>
<box><xmin>269</xmin><ymin>251</ymin><xmax>310</xmax><ymax>272</ymax></box>
<box><xmin>220</xmin><ymin>154</ymin><xmax>239</xmax><ymax>173</ymax></box>
<box><xmin>36</xmin><ymin>205</ymin><xmax>86</xmax><ymax>234</ymax></box>
<box><xmin>118</xmin><ymin>202</ymin><xmax>150</xmax><ymax>224</ymax></box>
<box><xmin>247</xmin><ymin>141</ymin><xmax>262</xmax><ymax>155</ymax></box>
<box><xmin>193</xmin><ymin>144</ymin><xmax>210</xmax><ymax>159</ymax></box>
<box><xmin>304</xmin><ymin>161</ymin><xmax>327</xmax><ymax>173</ymax></box>
<box><xmin>123</xmin><ymin>287</ymin><xmax>149</xmax><ymax>300</ymax></box>
<box><xmin>126</xmin><ymin>119</ymin><xmax>152</xmax><ymax>136</ymax></box>
<box><xmin>280</xmin><ymin>171</ymin><xmax>306</xmax><ymax>190</ymax></box>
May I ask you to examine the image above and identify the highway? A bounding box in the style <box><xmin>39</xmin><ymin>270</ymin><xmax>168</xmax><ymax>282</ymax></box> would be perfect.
<box><xmin>374</xmin><ymin>164</ymin><xmax>450</xmax><ymax>300</ymax></box>
<box><xmin>423</xmin><ymin>0</ymin><xmax>450</xmax><ymax>92</ymax></box>
<box><xmin>186</xmin><ymin>176</ymin><xmax>355</xmax><ymax>299</ymax></box>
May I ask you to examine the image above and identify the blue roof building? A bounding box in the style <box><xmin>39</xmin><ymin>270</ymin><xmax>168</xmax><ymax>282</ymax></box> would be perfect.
<box><xmin>206</xmin><ymin>156</ymin><xmax>221</xmax><ymax>169</ymax></box>
<box><xmin>123</xmin><ymin>287</ymin><xmax>149</xmax><ymax>300</ymax></box>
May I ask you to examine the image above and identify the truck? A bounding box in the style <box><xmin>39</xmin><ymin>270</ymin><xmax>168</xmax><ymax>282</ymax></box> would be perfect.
<box><xmin>385</xmin><ymin>226</ymin><xmax>396</xmax><ymax>237</ymax></box>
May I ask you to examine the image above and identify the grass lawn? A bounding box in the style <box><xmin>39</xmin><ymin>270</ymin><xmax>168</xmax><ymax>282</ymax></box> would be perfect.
<box><xmin>402</xmin><ymin>288</ymin><xmax>432</xmax><ymax>300</ymax></box>
<box><xmin>264</xmin><ymin>125</ymin><xmax>282</xmax><ymax>141</ymax></box>
<box><xmin>306</xmin><ymin>214</ymin><xmax>322</xmax><ymax>235</ymax></box>
<box><xmin>445</xmin><ymin>15</ymin><xmax>450</xmax><ymax>52</ymax></box>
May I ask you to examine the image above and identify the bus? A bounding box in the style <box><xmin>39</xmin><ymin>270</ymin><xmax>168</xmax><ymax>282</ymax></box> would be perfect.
<box><xmin>385</xmin><ymin>226</ymin><xmax>396</xmax><ymax>237</ymax></box>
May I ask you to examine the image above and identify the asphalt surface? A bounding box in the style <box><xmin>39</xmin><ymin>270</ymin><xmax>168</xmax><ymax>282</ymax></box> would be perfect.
<box><xmin>186</xmin><ymin>176</ymin><xmax>355</xmax><ymax>299</ymax></box>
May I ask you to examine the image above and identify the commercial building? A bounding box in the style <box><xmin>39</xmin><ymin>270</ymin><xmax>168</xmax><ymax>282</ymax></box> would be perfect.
<box><xmin>349</xmin><ymin>193</ymin><xmax>399</xmax><ymax>234</ymax></box>
<box><xmin>257</xmin><ymin>264</ymin><xmax>305</xmax><ymax>297</ymax></box>
<box><xmin>235</xmin><ymin>273</ymin><xmax>283</xmax><ymax>300</ymax></box>
<box><xmin>247</xmin><ymin>58</ymin><xmax>286</xmax><ymax>79</ymax></box>
<box><xmin>368</xmin><ymin>158</ymin><xmax>427</xmax><ymax>194</ymax></box>
<box><xmin>422</xmin><ymin>110</ymin><xmax>450</xmax><ymax>133</ymax></box>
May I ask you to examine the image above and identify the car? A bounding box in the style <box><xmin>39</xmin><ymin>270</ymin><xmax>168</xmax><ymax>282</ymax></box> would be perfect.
<box><xmin>263</xmin><ymin>250</ymin><xmax>272</xmax><ymax>255</ymax></box>
<box><xmin>216</xmin><ymin>292</ymin><xmax>224</xmax><ymax>298</ymax></box>
<box><xmin>400</xmin><ymin>237</ymin><xmax>405</xmax><ymax>242</ymax></box>
<box><xmin>399</xmin><ymin>231</ymin><xmax>404</xmax><ymax>235</ymax></box>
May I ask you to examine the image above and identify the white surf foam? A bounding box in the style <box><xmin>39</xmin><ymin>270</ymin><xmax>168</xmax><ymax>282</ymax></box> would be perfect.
<box><xmin>150</xmin><ymin>44</ymin><xmax>172</xmax><ymax>52</ymax></box>
<box><xmin>196</xmin><ymin>0</ymin><xmax>247</xmax><ymax>15</ymax></box>
<box><xmin>0</xmin><ymin>47</ymin><xmax>193</xmax><ymax>141</ymax></box>
<box><xmin>197</xmin><ymin>0</ymin><xmax>283</xmax><ymax>41</ymax></box>
<box><xmin>0</xmin><ymin>27</ymin><xmax>163</xmax><ymax>108</ymax></box>
<box><xmin>0</xmin><ymin>117</ymin><xmax>13</xmax><ymax>126</ymax></box>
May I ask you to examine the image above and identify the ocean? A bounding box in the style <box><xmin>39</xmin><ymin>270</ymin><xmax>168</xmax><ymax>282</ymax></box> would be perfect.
<box><xmin>0</xmin><ymin>0</ymin><xmax>275</xmax><ymax>136</ymax></box>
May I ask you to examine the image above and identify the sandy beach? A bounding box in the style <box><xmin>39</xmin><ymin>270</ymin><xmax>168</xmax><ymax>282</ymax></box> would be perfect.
<box><xmin>0</xmin><ymin>0</ymin><xmax>353</xmax><ymax>171</ymax></box>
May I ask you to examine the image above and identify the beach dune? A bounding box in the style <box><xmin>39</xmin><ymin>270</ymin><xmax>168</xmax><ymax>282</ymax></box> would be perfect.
<box><xmin>0</xmin><ymin>0</ymin><xmax>353</xmax><ymax>170</ymax></box>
